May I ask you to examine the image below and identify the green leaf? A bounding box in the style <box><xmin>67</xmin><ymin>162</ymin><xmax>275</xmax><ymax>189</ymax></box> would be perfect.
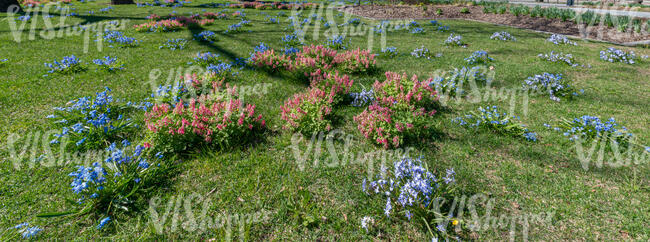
<box><xmin>36</xmin><ymin>211</ymin><xmax>76</xmax><ymax>218</ymax></box>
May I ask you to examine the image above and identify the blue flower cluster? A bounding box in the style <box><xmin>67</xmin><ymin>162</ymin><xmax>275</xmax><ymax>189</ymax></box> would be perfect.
<box><xmin>547</xmin><ymin>34</ymin><xmax>577</xmax><ymax>46</ymax></box>
<box><xmin>408</xmin><ymin>20</ymin><xmax>419</xmax><ymax>28</ymax></box>
<box><xmin>151</xmin><ymin>81</ymin><xmax>187</xmax><ymax>105</ymax></box>
<box><xmin>452</xmin><ymin>106</ymin><xmax>537</xmax><ymax>142</ymax></box>
<box><xmin>522</xmin><ymin>73</ymin><xmax>581</xmax><ymax>102</ymax></box>
<box><xmin>464</xmin><ymin>50</ymin><xmax>493</xmax><ymax>65</ymax></box>
<box><xmin>410</xmin><ymin>27</ymin><xmax>425</xmax><ymax>34</ymax></box>
<box><xmin>265</xmin><ymin>16</ymin><xmax>279</xmax><ymax>24</ymax></box>
<box><xmin>207</xmin><ymin>62</ymin><xmax>236</xmax><ymax>78</ymax></box>
<box><xmin>538</xmin><ymin>51</ymin><xmax>584</xmax><ymax>67</ymax></box>
<box><xmin>372</xmin><ymin>20</ymin><xmax>390</xmax><ymax>33</ymax></box>
<box><xmin>66</xmin><ymin>140</ymin><xmax>165</xmax><ymax>229</ymax></box>
<box><xmin>249</xmin><ymin>42</ymin><xmax>270</xmax><ymax>61</ymax></box>
<box><xmin>429</xmin><ymin>66</ymin><xmax>488</xmax><ymax>97</ymax></box>
<box><xmin>324</xmin><ymin>35</ymin><xmax>348</xmax><ymax>50</ymax></box>
<box><xmin>48</xmin><ymin>87</ymin><xmax>150</xmax><ymax>149</ymax></box>
<box><xmin>69</xmin><ymin>162</ymin><xmax>106</xmax><ymax>195</ymax></box>
<box><xmin>97</xmin><ymin>217</ymin><xmax>111</xmax><ymax>229</ymax></box>
<box><xmin>0</xmin><ymin>58</ymin><xmax>7</xmax><ymax>65</ymax></box>
<box><xmin>490</xmin><ymin>31</ymin><xmax>516</xmax><ymax>41</ymax></box>
<box><xmin>350</xmin><ymin>88</ymin><xmax>374</xmax><ymax>107</ymax></box>
<box><xmin>14</xmin><ymin>222</ymin><xmax>42</xmax><ymax>239</ymax></box>
<box><xmin>411</xmin><ymin>46</ymin><xmax>438</xmax><ymax>59</ymax></box>
<box><xmin>225</xmin><ymin>20</ymin><xmax>250</xmax><ymax>33</ymax></box>
<box><xmin>551</xmin><ymin>116</ymin><xmax>632</xmax><ymax>143</ymax></box>
<box><xmin>444</xmin><ymin>33</ymin><xmax>464</xmax><ymax>47</ymax></box>
<box><xmin>192</xmin><ymin>51</ymin><xmax>221</xmax><ymax>66</ymax></box>
<box><xmin>93</xmin><ymin>56</ymin><xmax>124</xmax><ymax>72</ymax></box>
<box><xmin>282</xmin><ymin>32</ymin><xmax>304</xmax><ymax>47</ymax></box>
<box><xmin>99</xmin><ymin>6</ymin><xmax>114</xmax><ymax>12</ymax></box>
<box><xmin>599</xmin><ymin>47</ymin><xmax>636</xmax><ymax>64</ymax></box>
<box><xmin>101</xmin><ymin>30</ymin><xmax>140</xmax><ymax>48</ymax></box>
<box><xmin>17</xmin><ymin>15</ymin><xmax>31</xmax><ymax>21</ymax></box>
<box><xmin>195</xmin><ymin>30</ymin><xmax>218</xmax><ymax>43</ymax></box>
<box><xmin>347</xmin><ymin>18</ymin><xmax>361</xmax><ymax>26</ymax></box>
<box><xmin>44</xmin><ymin>55</ymin><xmax>85</xmax><ymax>74</ymax></box>
<box><xmin>363</xmin><ymin>156</ymin><xmax>456</xmax><ymax>232</ymax></box>
<box><xmin>429</xmin><ymin>20</ymin><xmax>449</xmax><ymax>31</ymax></box>
<box><xmin>159</xmin><ymin>38</ymin><xmax>188</xmax><ymax>50</ymax></box>
<box><xmin>381</xmin><ymin>47</ymin><xmax>398</xmax><ymax>58</ymax></box>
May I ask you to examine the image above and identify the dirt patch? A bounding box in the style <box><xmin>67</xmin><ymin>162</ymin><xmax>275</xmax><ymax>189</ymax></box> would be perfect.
<box><xmin>341</xmin><ymin>5</ymin><xmax>650</xmax><ymax>44</ymax></box>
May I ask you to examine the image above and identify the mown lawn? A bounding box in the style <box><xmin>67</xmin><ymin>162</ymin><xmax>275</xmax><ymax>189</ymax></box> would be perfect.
<box><xmin>0</xmin><ymin>0</ymin><xmax>649</xmax><ymax>240</ymax></box>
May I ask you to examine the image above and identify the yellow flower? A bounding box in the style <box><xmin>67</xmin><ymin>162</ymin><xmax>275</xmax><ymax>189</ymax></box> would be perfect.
<box><xmin>452</xmin><ymin>219</ymin><xmax>459</xmax><ymax>226</ymax></box>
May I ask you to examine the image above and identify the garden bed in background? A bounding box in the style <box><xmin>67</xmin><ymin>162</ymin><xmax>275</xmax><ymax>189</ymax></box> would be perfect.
<box><xmin>341</xmin><ymin>4</ymin><xmax>650</xmax><ymax>44</ymax></box>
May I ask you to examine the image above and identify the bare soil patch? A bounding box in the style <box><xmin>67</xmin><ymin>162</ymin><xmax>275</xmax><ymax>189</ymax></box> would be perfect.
<box><xmin>341</xmin><ymin>5</ymin><xmax>650</xmax><ymax>44</ymax></box>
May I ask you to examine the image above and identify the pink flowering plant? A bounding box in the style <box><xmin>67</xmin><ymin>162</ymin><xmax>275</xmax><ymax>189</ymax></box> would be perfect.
<box><xmin>281</xmin><ymin>88</ymin><xmax>335</xmax><ymax>134</ymax></box>
<box><xmin>248</xmin><ymin>49</ymin><xmax>291</xmax><ymax>73</ymax></box>
<box><xmin>373</xmin><ymin>72</ymin><xmax>438</xmax><ymax>111</ymax></box>
<box><xmin>354</xmin><ymin>72</ymin><xmax>439</xmax><ymax>149</ymax></box>
<box><xmin>134</xmin><ymin>19</ymin><xmax>184</xmax><ymax>32</ymax></box>
<box><xmin>309</xmin><ymin>71</ymin><xmax>354</xmax><ymax>101</ymax></box>
<box><xmin>144</xmin><ymin>95</ymin><xmax>265</xmax><ymax>154</ymax></box>
<box><xmin>250</xmin><ymin>45</ymin><xmax>377</xmax><ymax>78</ymax></box>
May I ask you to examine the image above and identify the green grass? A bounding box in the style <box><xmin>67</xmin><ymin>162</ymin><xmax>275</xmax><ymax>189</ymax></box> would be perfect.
<box><xmin>1</xmin><ymin>0</ymin><xmax>649</xmax><ymax>240</ymax></box>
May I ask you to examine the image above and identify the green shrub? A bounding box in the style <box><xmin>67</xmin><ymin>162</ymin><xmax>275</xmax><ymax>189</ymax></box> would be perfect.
<box><xmin>460</xmin><ymin>7</ymin><xmax>470</xmax><ymax>13</ymax></box>
<box><xmin>530</xmin><ymin>6</ymin><xmax>543</xmax><ymax>17</ymax></box>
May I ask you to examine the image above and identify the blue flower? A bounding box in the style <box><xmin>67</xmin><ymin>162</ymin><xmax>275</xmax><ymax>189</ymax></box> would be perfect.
<box><xmin>490</xmin><ymin>31</ymin><xmax>516</xmax><ymax>41</ymax></box>
<box><xmin>21</xmin><ymin>226</ymin><xmax>42</xmax><ymax>238</ymax></box>
<box><xmin>14</xmin><ymin>222</ymin><xmax>29</xmax><ymax>229</ymax></box>
<box><xmin>524</xmin><ymin>132</ymin><xmax>538</xmax><ymax>142</ymax></box>
<box><xmin>464</xmin><ymin>50</ymin><xmax>493</xmax><ymax>65</ymax></box>
<box><xmin>97</xmin><ymin>217</ymin><xmax>111</xmax><ymax>229</ymax></box>
<box><xmin>436</xmin><ymin>224</ymin><xmax>446</xmax><ymax>232</ymax></box>
<box><xmin>547</xmin><ymin>34</ymin><xmax>577</xmax><ymax>45</ymax></box>
<box><xmin>384</xmin><ymin>198</ymin><xmax>392</xmax><ymax>217</ymax></box>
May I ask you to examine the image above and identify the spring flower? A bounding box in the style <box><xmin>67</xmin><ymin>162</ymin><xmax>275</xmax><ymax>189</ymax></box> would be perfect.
<box><xmin>159</xmin><ymin>38</ymin><xmax>188</xmax><ymax>50</ymax></box>
<box><xmin>444</xmin><ymin>33</ymin><xmax>464</xmax><ymax>47</ymax></box>
<box><xmin>360</xmin><ymin>216</ymin><xmax>373</xmax><ymax>232</ymax></box>
<box><xmin>44</xmin><ymin>55</ymin><xmax>85</xmax><ymax>74</ymax></box>
<box><xmin>350</xmin><ymin>89</ymin><xmax>374</xmax><ymax>107</ymax></box>
<box><xmin>464</xmin><ymin>50</ymin><xmax>493</xmax><ymax>65</ymax></box>
<box><xmin>93</xmin><ymin>56</ymin><xmax>124</xmax><ymax>71</ymax></box>
<box><xmin>453</xmin><ymin>106</ymin><xmax>536</xmax><ymax>141</ymax></box>
<box><xmin>97</xmin><ymin>217</ymin><xmax>111</xmax><ymax>229</ymax></box>
<box><xmin>490</xmin><ymin>31</ymin><xmax>516</xmax><ymax>41</ymax></box>
<box><xmin>522</xmin><ymin>73</ymin><xmax>579</xmax><ymax>102</ymax></box>
<box><xmin>600</xmin><ymin>47</ymin><xmax>636</xmax><ymax>64</ymax></box>
<box><xmin>21</xmin><ymin>226</ymin><xmax>42</xmax><ymax>238</ymax></box>
<box><xmin>324</xmin><ymin>35</ymin><xmax>348</xmax><ymax>50</ymax></box>
<box><xmin>195</xmin><ymin>30</ymin><xmax>218</xmax><ymax>43</ymax></box>
<box><xmin>548</xmin><ymin>34</ymin><xmax>577</xmax><ymax>45</ymax></box>
<box><xmin>381</xmin><ymin>47</ymin><xmax>398</xmax><ymax>58</ymax></box>
<box><xmin>410</xmin><ymin>27</ymin><xmax>425</xmax><ymax>34</ymax></box>
<box><xmin>538</xmin><ymin>51</ymin><xmax>584</xmax><ymax>67</ymax></box>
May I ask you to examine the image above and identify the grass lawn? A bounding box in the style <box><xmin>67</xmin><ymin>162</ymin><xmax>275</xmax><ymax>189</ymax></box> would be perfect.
<box><xmin>0</xmin><ymin>0</ymin><xmax>649</xmax><ymax>240</ymax></box>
